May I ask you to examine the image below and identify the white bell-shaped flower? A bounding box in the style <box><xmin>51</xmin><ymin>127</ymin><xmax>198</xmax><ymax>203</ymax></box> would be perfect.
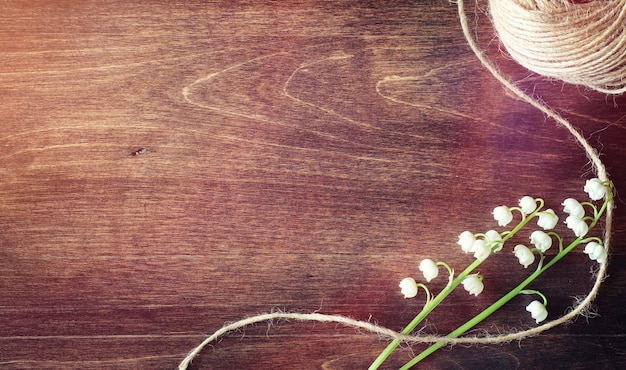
<box><xmin>565</xmin><ymin>215</ymin><xmax>589</xmax><ymax>237</ymax></box>
<box><xmin>457</xmin><ymin>231</ymin><xmax>476</xmax><ymax>253</ymax></box>
<box><xmin>526</xmin><ymin>300</ymin><xmax>548</xmax><ymax>323</ymax></box>
<box><xmin>529</xmin><ymin>230</ymin><xmax>552</xmax><ymax>253</ymax></box>
<box><xmin>485</xmin><ymin>230</ymin><xmax>503</xmax><ymax>252</ymax></box>
<box><xmin>493</xmin><ymin>205</ymin><xmax>513</xmax><ymax>227</ymax></box>
<box><xmin>471</xmin><ymin>240</ymin><xmax>491</xmax><ymax>261</ymax></box>
<box><xmin>584</xmin><ymin>178</ymin><xmax>606</xmax><ymax>201</ymax></box>
<box><xmin>418</xmin><ymin>259</ymin><xmax>439</xmax><ymax>282</ymax></box>
<box><xmin>399</xmin><ymin>277</ymin><xmax>418</xmax><ymax>298</ymax></box>
<box><xmin>562</xmin><ymin>198</ymin><xmax>585</xmax><ymax>218</ymax></box>
<box><xmin>583</xmin><ymin>242</ymin><xmax>607</xmax><ymax>263</ymax></box>
<box><xmin>462</xmin><ymin>275</ymin><xmax>484</xmax><ymax>296</ymax></box>
<box><xmin>513</xmin><ymin>244</ymin><xmax>535</xmax><ymax>268</ymax></box>
<box><xmin>518</xmin><ymin>196</ymin><xmax>537</xmax><ymax>214</ymax></box>
<box><xmin>537</xmin><ymin>209</ymin><xmax>558</xmax><ymax>230</ymax></box>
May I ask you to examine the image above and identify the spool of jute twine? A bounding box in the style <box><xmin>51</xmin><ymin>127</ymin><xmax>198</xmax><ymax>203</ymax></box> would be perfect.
<box><xmin>178</xmin><ymin>1</ymin><xmax>617</xmax><ymax>367</ymax></box>
<box><xmin>489</xmin><ymin>0</ymin><xmax>626</xmax><ymax>94</ymax></box>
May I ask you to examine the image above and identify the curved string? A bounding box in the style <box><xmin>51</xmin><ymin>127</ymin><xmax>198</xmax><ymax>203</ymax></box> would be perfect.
<box><xmin>178</xmin><ymin>1</ymin><xmax>615</xmax><ymax>367</ymax></box>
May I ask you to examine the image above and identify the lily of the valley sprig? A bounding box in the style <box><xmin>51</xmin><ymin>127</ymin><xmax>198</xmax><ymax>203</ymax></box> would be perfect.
<box><xmin>369</xmin><ymin>179</ymin><xmax>613</xmax><ymax>369</ymax></box>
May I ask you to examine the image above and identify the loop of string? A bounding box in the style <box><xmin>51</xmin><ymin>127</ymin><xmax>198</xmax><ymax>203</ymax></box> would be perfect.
<box><xmin>178</xmin><ymin>1</ymin><xmax>616</xmax><ymax>367</ymax></box>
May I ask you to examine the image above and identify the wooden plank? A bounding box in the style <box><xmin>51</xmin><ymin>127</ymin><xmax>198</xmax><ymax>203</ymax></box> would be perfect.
<box><xmin>0</xmin><ymin>1</ymin><xmax>624</xmax><ymax>368</ymax></box>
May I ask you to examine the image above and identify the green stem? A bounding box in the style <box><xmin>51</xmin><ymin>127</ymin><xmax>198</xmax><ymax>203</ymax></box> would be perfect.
<box><xmin>400</xmin><ymin>189</ymin><xmax>612</xmax><ymax>369</ymax></box>
<box><xmin>367</xmin><ymin>258</ymin><xmax>483</xmax><ymax>370</ymax></box>
<box><xmin>400</xmin><ymin>239</ymin><xmax>582</xmax><ymax>369</ymax></box>
<box><xmin>589</xmin><ymin>183</ymin><xmax>612</xmax><ymax>230</ymax></box>
<box><xmin>520</xmin><ymin>289</ymin><xmax>548</xmax><ymax>306</ymax></box>
<box><xmin>416</xmin><ymin>283</ymin><xmax>432</xmax><ymax>304</ymax></box>
<box><xmin>369</xmin><ymin>210</ymin><xmax>538</xmax><ymax>369</ymax></box>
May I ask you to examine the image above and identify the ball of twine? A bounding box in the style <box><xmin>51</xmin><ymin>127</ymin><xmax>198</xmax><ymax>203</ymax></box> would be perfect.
<box><xmin>489</xmin><ymin>0</ymin><xmax>626</xmax><ymax>94</ymax></box>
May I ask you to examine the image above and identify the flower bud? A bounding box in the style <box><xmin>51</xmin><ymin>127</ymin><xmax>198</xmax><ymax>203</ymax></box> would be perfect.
<box><xmin>583</xmin><ymin>242</ymin><xmax>607</xmax><ymax>263</ymax></box>
<box><xmin>418</xmin><ymin>259</ymin><xmax>439</xmax><ymax>282</ymax></box>
<box><xmin>462</xmin><ymin>275</ymin><xmax>484</xmax><ymax>296</ymax></box>
<box><xmin>537</xmin><ymin>209</ymin><xmax>558</xmax><ymax>230</ymax></box>
<box><xmin>472</xmin><ymin>240</ymin><xmax>491</xmax><ymax>261</ymax></box>
<box><xmin>513</xmin><ymin>244</ymin><xmax>535</xmax><ymax>268</ymax></box>
<box><xmin>399</xmin><ymin>277</ymin><xmax>418</xmax><ymax>298</ymax></box>
<box><xmin>519</xmin><ymin>196</ymin><xmax>537</xmax><ymax>214</ymax></box>
<box><xmin>485</xmin><ymin>230</ymin><xmax>503</xmax><ymax>252</ymax></box>
<box><xmin>565</xmin><ymin>215</ymin><xmax>589</xmax><ymax>238</ymax></box>
<box><xmin>584</xmin><ymin>178</ymin><xmax>606</xmax><ymax>201</ymax></box>
<box><xmin>492</xmin><ymin>205</ymin><xmax>513</xmax><ymax>227</ymax></box>
<box><xmin>457</xmin><ymin>231</ymin><xmax>476</xmax><ymax>253</ymax></box>
<box><xmin>526</xmin><ymin>300</ymin><xmax>548</xmax><ymax>323</ymax></box>
<box><xmin>562</xmin><ymin>198</ymin><xmax>584</xmax><ymax>218</ymax></box>
<box><xmin>529</xmin><ymin>230</ymin><xmax>552</xmax><ymax>253</ymax></box>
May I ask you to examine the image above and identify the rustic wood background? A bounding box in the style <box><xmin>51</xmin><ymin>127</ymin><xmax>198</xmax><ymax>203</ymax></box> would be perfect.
<box><xmin>1</xmin><ymin>1</ymin><xmax>624</xmax><ymax>369</ymax></box>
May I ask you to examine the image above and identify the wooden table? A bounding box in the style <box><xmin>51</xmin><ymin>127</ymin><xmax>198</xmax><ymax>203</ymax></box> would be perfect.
<box><xmin>1</xmin><ymin>1</ymin><xmax>624</xmax><ymax>369</ymax></box>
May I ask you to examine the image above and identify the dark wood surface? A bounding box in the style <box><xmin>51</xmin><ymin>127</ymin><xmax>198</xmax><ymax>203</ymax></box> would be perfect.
<box><xmin>1</xmin><ymin>1</ymin><xmax>624</xmax><ymax>369</ymax></box>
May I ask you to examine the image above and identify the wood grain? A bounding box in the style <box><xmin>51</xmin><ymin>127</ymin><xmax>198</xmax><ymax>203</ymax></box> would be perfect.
<box><xmin>0</xmin><ymin>1</ymin><xmax>624</xmax><ymax>369</ymax></box>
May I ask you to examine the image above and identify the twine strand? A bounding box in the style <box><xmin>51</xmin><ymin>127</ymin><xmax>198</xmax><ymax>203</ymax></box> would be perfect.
<box><xmin>178</xmin><ymin>0</ymin><xmax>616</xmax><ymax>367</ymax></box>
